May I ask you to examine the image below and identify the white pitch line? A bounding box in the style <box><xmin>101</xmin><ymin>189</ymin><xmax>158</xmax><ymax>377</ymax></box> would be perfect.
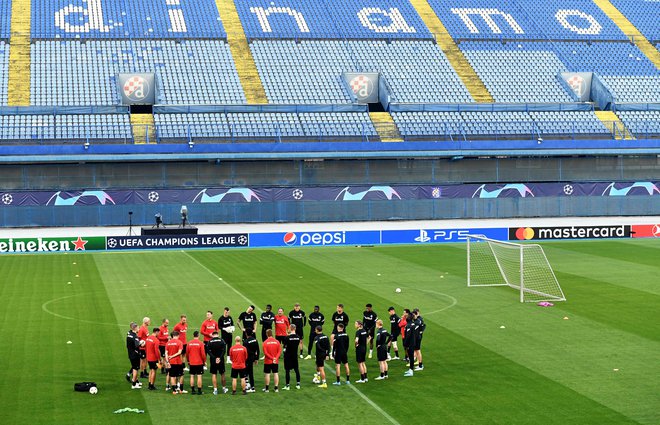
<box><xmin>183</xmin><ymin>250</ymin><xmax>401</xmax><ymax>425</ymax></box>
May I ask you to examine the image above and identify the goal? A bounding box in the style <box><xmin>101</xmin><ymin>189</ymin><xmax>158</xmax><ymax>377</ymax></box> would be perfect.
<box><xmin>466</xmin><ymin>235</ymin><xmax>566</xmax><ymax>303</ymax></box>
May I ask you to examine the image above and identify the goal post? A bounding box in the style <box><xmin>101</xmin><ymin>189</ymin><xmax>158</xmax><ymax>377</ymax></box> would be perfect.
<box><xmin>467</xmin><ymin>234</ymin><xmax>566</xmax><ymax>303</ymax></box>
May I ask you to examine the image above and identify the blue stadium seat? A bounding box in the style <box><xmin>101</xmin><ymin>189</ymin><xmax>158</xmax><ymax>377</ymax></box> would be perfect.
<box><xmin>616</xmin><ymin>110</ymin><xmax>660</xmax><ymax>137</ymax></box>
<box><xmin>0</xmin><ymin>114</ymin><xmax>131</xmax><ymax>142</ymax></box>
<box><xmin>610</xmin><ymin>0</ymin><xmax>660</xmax><ymax>41</ymax></box>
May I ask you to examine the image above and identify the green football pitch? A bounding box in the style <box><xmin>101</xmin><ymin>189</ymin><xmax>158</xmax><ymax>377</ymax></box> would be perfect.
<box><xmin>1</xmin><ymin>240</ymin><xmax>659</xmax><ymax>425</ymax></box>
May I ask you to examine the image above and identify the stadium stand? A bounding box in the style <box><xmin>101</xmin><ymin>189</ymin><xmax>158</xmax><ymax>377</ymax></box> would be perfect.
<box><xmin>0</xmin><ymin>113</ymin><xmax>131</xmax><ymax>142</ymax></box>
<box><xmin>154</xmin><ymin>112</ymin><xmax>377</xmax><ymax>142</ymax></box>
<box><xmin>0</xmin><ymin>42</ymin><xmax>9</xmax><ymax>106</ymax></box>
<box><xmin>30</xmin><ymin>40</ymin><xmax>246</xmax><ymax>105</ymax></box>
<box><xmin>609</xmin><ymin>0</ymin><xmax>660</xmax><ymax>41</ymax></box>
<box><xmin>616</xmin><ymin>110</ymin><xmax>660</xmax><ymax>137</ymax></box>
<box><xmin>554</xmin><ymin>41</ymin><xmax>659</xmax><ymax>103</ymax></box>
<box><xmin>460</xmin><ymin>42</ymin><xmax>573</xmax><ymax>103</ymax></box>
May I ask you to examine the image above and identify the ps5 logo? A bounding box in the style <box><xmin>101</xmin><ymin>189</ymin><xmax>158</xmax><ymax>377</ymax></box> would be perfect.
<box><xmin>415</xmin><ymin>229</ymin><xmax>471</xmax><ymax>243</ymax></box>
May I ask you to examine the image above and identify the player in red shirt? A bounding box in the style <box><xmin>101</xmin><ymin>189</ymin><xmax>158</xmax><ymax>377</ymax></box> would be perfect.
<box><xmin>158</xmin><ymin>318</ymin><xmax>171</xmax><ymax>387</ymax></box>
<box><xmin>186</xmin><ymin>331</ymin><xmax>207</xmax><ymax>395</ymax></box>
<box><xmin>166</xmin><ymin>331</ymin><xmax>186</xmax><ymax>394</ymax></box>
<box><xmin>137</xmin><ymin>317</ymin><xmax>151</xmax><ymax>379</ymax></box>
<box><xmin>229</xmin><ymin>336</ymin><xmax>248</xmax><ymax>395</ymax></box>
<box><xmin>262</xmin><ymin>329</ymin><xmax>282</xmax><ymax>392</ymax></box>
<box><xmin>274</xmin><ymin>308</ymin><xmax>290</xmax><ymax>349</ymax></box>
<box><xmin>173</xmin><ymin>315</ymin><xmax>188</xmax><ymax>356</ymax></box>
<box><xmin>201</xmin><ymin>311</ymin><xmax>219</xmax><ymax>349</ymax></box>
<box><xmin>399</xmin><ymin>309</ymin><xmax>409</xmax><ymax>362</ymax></box>
<box><xmin>145</xmin><ymin>327</ymin><xmax>161</xmax><ymax>390</ymax></box>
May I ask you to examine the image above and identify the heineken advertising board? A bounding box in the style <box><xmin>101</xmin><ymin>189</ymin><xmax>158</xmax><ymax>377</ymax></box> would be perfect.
<box><xmin>0</xmin><ymin>237</ymin><xmax>106</xmax><ymax>253</ymax></box>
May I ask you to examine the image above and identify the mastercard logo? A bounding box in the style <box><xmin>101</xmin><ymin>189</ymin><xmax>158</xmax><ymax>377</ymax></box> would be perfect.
<box><xmin>515</xmin><ymin>227</ymin><xmax>535</xmax><ymax>240</ymax></box>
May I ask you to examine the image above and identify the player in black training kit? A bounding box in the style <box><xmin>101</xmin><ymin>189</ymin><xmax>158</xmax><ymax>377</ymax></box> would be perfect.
<box><xmin>362</xmin><ymin>303</ymin><xmax>377</xmax><ymax>359</ymax></box>
<box><xmin>354</xmin><ymin>321</ymin><xmax>369</xmax><ymax>383</ymax></box>
<box><xmin>387</xmin><ymin>306</ymin><xmax>401</xmax><ymax>360</ymax></box>
<box><xmin>332</xmin><ymin>323</ymin><xmax>350</xmax><ymax>385</ymax></box>
<box><xmin>314</xmin><ymin>326</ymin><xmax>330</xmax><ymax>388</ymax></box>
<box><xmin>207</xmin><ymin>331</ymin><xmax>228</xmax><ymax>395</ymax></box>
<box><xmin>259</xmin><ymin>305</ymin><xmax>275</xmax><ymax>343</ymax></box>
<box><xmin>288</xmin><ymin>303</ymin><xmax>307</xmax><ymax>358</ymax></box>
<box><xmin>283</xmin><ymin>325</ymin><xmax>302</xmax><ymax>390</ymax></box>
<box><xmin>243</xmin><ymin>329</ymin><xmax>260</xmax><ymax>392</ymax></box>
<box><xmin>306</xmin><ymin>306</ymin><xmax>325</xmax><ymax>359</ymax></box>
<box><xmin>330</xmin><ymin>304</ymin><xmax>349</xmax><ymax>358</ymax></box>
<box><xmin>219</xmin><ymin>307</ymin><xmax>234</xmax><ymax>363</ymax></box>
<box><xmin>403</xmin><ymin>312</ymin><xmax>418</xmax><ymax>377</ymax></box>
<box><xmin>238</xmin><ymin>305</ymin><xmax>258</xmax><ymax>340</ymax></box>
<box><xmin>374</xmin><ymin>320</ymin><xmax>391</xmax><ymax>380</ymax></box>
<box><xmin>413</xmin><ymin>308</ymin><xmax>426</xmax><ymax>371</ymax></box>
<box><xmin>126</xmin><ymin>322</ymin><xmax>142</xmax><ymax>389</ymax></box>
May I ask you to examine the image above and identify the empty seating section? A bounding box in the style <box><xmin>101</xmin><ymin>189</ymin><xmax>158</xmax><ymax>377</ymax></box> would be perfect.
<box><xmin>461</xmin><ymin>42</ymin><xmax>573</xmax><ymax>103</ymax></box>
<box><xmin>31</xmin><ymin>40</ymin><xmax>245</xmax><ymax>105</ymax></box>
<box><xmin>610</xmin><ymin>0</ymin><xmax>660</xmax><ymax>41</ymax></box>
<box><xmin>348</xmin><ymin>41</ymin><xmax>473</xmax><ymax>103</ymax></box>
<box><xmin>616</xmin><ymin>110</ymin><xmax>660</xmax><ymax>136</ymax></box>
<box><xmin>1</xmin><ymin>1</ymin><xmax>10</xmax><ymax>40</ymax></box>
<box><xmin>0</xmin><ymin>114</ymin><xmax>131</xmax><ymax>141</ymax></box>
<box><xmin>428</xmin><ymin>0</ymin><xmax>626</xmax><ymax>40</ymax></box>
<box><xmin>392</xmin><ymin>110</ymin><xmax>609</xmax><ymax>138</ymax></box>
<box><xmin>235</xmin><ymin>0</ymin><xmax>431</xmax><ymax>40</ymax></box>
<box><xmin>31</xmin><ymin>0</ymin><xmax>226</xmax><ymax>39</ymax></box>
<box><xmin>251</xmin><ymin>40</ymin><xmax>355</xmax><ymax>104</ymax></box>
<box><xmin>154</xmin><ymin>112</ymin><xmax>377</xmax><ymax>140</ymax></box>
<box><xmin>554</xmin><ymin>42</ymin><xmax>660</xmax><ymax>102</ymax></box>
<box><xmin>530</xmin><ymin>111</ymin><xmax>609</xmax><ymax>135</ymax></box>
<box><xmin>0</xmin><ymin>42</ymin><xmax>8</xmax><ymax>106</ymax></box>
<box><xmin>251</xmin><ymin>40</ymin><xmax>472</xmax><ymax>103</ymax></box>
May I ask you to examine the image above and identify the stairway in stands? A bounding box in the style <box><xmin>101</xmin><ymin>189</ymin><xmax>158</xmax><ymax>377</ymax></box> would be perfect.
<box><xmin>8</xmin><ymin>0</ymin><xmax>30</xmax><ymax>106</ymax></box>
<box><xmin>593</xmin><ymin>0</ymin><xmax>660</xmax><ymax>69</ymax></box>
<box><xmin>131</xmin><ymin>113</ymin><xmax>156</xmax><ymax>144</ymax></box>
<box><xmin>594</xmin><ymin>111</ymin><xmax>635</xmax><ymax>140</ymax></box>
<box><xmin>409</xmin><ymin>0</ymin><xmax>494</xmax><ymax>103</ymax></box>
<box><xmin>216</xmin><ymin>0</ymin><xmax>268</xmax><ymax>104</ymax></box>
<box><xmin>370</xmin><ymin>112</ymin><xmax>403</xmax><ymax>142</ymax></box>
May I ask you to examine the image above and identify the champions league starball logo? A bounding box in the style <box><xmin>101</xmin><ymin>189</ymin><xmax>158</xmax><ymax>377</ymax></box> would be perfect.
<box><xmin>123</xmin><ymin>76</ymin><xmax>150</xmax><ymax>102</ymax></box>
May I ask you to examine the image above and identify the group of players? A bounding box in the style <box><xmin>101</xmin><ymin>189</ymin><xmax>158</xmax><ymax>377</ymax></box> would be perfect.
<box><xmin>126</xmin><ymin>303</ymin><xmax>426</xmax><ymax>395</ymax></box>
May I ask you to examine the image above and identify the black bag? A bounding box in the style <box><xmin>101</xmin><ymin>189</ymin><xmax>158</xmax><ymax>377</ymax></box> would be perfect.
<box><xmin>74</xmin><ymin>382</ymin><xmax>97</xmax><ymax>392</ymax></box>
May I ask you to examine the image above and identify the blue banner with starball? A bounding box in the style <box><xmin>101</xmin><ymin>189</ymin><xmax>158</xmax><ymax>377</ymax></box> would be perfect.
<box><xmin>32</xmin><ymin>0</ymin><xmax>226</xmax><ymax>39</ymax></box>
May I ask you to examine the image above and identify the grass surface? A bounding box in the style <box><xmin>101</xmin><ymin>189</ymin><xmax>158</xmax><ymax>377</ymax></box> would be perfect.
<box><xmin>0</xmin><ymin>240</ymin><xmax>659</xmax><ymax>424</ymax></box>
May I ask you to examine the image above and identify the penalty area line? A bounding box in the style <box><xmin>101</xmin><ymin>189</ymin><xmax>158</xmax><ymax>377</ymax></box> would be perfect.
<box><xmin>183</xmin><ymin>251</ymin><xmax>401</xmax><ymax>425</ymax></box>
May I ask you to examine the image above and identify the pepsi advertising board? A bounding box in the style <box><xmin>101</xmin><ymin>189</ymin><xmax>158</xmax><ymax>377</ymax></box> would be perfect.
<box><xmin>381</xmin><ymin>228</ymin><xmax>507</xmax><ymax>244</ymax></box>
<box><xmin>250</xmin><ymin>230</ymin><xmax>380</xmax><ymax>248</ymax></box>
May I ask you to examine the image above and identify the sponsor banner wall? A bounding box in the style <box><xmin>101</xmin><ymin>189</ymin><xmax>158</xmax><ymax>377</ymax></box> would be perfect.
<box><xmin>631</xmin><ymin>224</ymin><xmax>660</xmax><ymax>238</ymax></box>
<box><xmin>509</xmin><ymin>225</ymin><xmax>632</xmax><ymax>241</ymax></box>
<box><xmin>0</xmin><ymin>236</ymin><xmax>105</xmax><ymax>253</ymax></box>
<box><xmin>105</xmin><ymin>233</ymin><xmax>249</xmax><ymax>251</ymax></box>
<box><xmin>381</xmin><ymin>228</ymin><xmax>507</xmax><ymax>244</ymax></box>
<box><xmin>1</xmin><ymin>182</ymin><xmax>658</xmax><ymax>207</ymax></box>
<box><xmin>250</xmin><ymin>230</ymin><xmax>381</xmax><ymax>248</ymax></box>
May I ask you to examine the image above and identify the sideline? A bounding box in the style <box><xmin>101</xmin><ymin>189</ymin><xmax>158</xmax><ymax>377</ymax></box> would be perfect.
<box><xmin>183</xmin><ymin>251</ymin><xmax>402</xmax><ymax>425</ymax></box>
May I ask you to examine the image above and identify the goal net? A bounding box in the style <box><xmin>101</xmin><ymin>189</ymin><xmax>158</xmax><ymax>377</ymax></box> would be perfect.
<box><xmin>466</xmin><ymin>235</ymin><xmax>566</xmax><ymax>303</ymax></box>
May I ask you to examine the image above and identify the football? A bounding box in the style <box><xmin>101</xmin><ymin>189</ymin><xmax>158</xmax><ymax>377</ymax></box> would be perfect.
<box><xmin>395</xmin><ymin>288</ymin><xmax>401</xmax><ymax>293</ymax></box>
<box><xmin>89</xmin><ymin>386</ymin><xmax>98</xmax><ymax>395</ymax></box>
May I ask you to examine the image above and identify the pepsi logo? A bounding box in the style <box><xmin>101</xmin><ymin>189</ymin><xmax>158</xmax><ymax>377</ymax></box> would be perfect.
<box><xmin>283</xmin><ymin>232</ymin><xmax>297</xmax><ymax>246</ymax></box>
